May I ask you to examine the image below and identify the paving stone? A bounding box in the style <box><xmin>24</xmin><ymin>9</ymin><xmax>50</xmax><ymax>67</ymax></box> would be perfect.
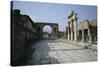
<box><xmin>40</xmin><ymin>59</ymin><xmax>50</xmax><ymax>64</ymax></box>
<box><xmin>28</xmin><ymin>39</ymin><xmax>97</xmax><ymax>65</ymax></box>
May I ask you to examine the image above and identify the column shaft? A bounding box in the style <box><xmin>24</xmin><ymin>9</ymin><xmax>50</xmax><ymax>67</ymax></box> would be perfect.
<box><xmin>71</xmin><ymin>21</ymin><xmax>73</xmax><ymax>41</ymax></box>
<box><xmin>88</xmin><ymin>28</ymin><xmax>92</xmax><ymax>43</ymax></box>
<box><xmin>74</xmin><ymin>20</ymin><xmax>77</xmax><ymax>41</ymax></box>
<box><xmin>82</xmin><ymin>30</ymin><xmax>84</xmax><ymax>42</ymax></box>
<box><xmin>68</xmin><ymin>22</ymin><xmax>70</xmax><ymax>40</ymax></box>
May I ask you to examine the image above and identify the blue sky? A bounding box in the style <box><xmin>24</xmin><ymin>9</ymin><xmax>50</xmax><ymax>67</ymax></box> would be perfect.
<box><xmin>12</xmin><ymin>1</ymin><xmax>97</xmax><ymax>32</ymax></box>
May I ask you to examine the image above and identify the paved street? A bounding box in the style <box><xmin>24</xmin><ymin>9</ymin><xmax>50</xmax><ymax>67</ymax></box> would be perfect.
<box><xmin>26</xmin><ymin>39</ymin><xmax>97</xmax><ymax>65</ymax></box>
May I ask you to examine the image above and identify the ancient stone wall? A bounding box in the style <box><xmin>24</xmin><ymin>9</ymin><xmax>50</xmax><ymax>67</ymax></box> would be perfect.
<box><xmin>11</xmin><ymin>9</ymin><xmax>39</xmax><ymax>65</ymax></box>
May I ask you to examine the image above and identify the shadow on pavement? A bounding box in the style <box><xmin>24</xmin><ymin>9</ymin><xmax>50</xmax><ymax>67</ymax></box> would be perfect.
<box><xmin>14</xmin><ymin>40</ymin><xmax>60</xmax><ymax>66</ymax></box>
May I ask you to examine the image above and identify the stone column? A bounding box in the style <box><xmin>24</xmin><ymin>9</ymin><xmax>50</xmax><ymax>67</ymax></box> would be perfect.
<box><xmin>74</xmin><ymin>13</ymin><xmax>77</xmax><ymax>41</ymax></box>
<box><xmin>71</xmin><ymin>21</ymin><xmax>73</xmax><ymax>41</ymax></box>
<box><xmin>88</xmin><ymin>28</ymin><xmax>92</xmax><ymax>43</ymax></box>
<box><xmin>55</xmin><ymin>27</ymin><xmax>58</xmax><ymax>39</ymax></box>
<box><xmin>82</xmin><ymin>30</ymin><xmax>84</xmax><ymax>42</ymax></box>
<box><xmin>68</xmin><ymin>22</ymin><xmax>70</xmax><ymax>40</ymax></box>
<box><xmin>53</xmin><ymin>27</ymin><xmax>55</xmax><ymax>39</ymax></box>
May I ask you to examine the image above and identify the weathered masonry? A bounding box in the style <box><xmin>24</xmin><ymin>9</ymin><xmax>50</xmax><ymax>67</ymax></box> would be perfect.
<box><xmin>67</xmin><ymin>11</ymin><xmax>77</xmax><ymax>41</ymax></box>
<box><xmin>77</xmin><ymin>19</ymin><xmax>97</xmax><ymax>43</ymax></box>
<box><xmin>66</xmin><ymin>11</ymin><xmax>97</xmax><ymax>44</ymax></box>
<box><xmin>35</xmin><ymin>22</ymin><xmax>59</xmax><ymax>39</ymax></box>
<box><xmin>11</xmin><ymin>9</ymin><xmax>59</xmax><ymax>66</ymax></box>
<box><xmin>11</xmin><ymin>9</ymin><xmax>40</xmax><ymax>66</ymax></box>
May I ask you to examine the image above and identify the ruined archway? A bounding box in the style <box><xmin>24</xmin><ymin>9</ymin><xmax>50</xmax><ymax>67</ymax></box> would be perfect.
<box><xmin>43</xmin><ymin>25</ymin><xmax>52</xmax><ymax>34</ymax></box>
<box><xmin>42</xmin><ymin>25</ymin><xmax>52</xmax><ymax>39</ymax></box>
<box><xmin>35</xmin><ymin>22</ymin><xmax>59</xmax><ymax>40</ymax></box>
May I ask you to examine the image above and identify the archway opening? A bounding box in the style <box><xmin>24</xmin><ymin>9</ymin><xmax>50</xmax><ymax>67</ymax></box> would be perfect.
<box><xmin>42</xmin><ymin>25</ymin><xmax>52</xmax><ymax>39</ymax></box>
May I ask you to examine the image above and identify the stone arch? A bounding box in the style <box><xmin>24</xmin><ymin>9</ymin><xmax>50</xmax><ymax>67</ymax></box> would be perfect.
<box><xmin>35</xmin><ymin>22</ymin><xmax>59</xmax><ymax>39</ymax></box>
<box><xmin>42</xmin><ymin>25</ymin><xmax>52</xmax><ymax>33</ymax></box>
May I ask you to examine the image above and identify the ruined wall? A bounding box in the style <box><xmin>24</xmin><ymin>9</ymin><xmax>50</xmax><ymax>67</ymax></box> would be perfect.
<box><xmin>11</xmin><ymin>9</ymin><xmax>39</xmax><ymax>65</ymax></box>
<box><xmin>35</xmin><ymin>23</ymin><xmax>59</xmax><ymax>40</ymax></box>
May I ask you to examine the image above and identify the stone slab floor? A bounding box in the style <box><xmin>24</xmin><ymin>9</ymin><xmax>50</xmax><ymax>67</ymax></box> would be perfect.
<box><xmin>25</xmin><ymin>39</ymin><xmax>97</xmax><ymax>65</ymax></box>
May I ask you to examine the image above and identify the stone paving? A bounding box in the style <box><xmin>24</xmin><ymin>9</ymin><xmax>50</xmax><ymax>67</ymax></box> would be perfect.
<box><xmin>57</xmin><ymin>38</ymin><xmax>97</xmax><ymax>51</ymax></box>
<box><xmin>27</xmin><ymin>39</ymin><xmax>97</xmax><ymax>65</ymax></box>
